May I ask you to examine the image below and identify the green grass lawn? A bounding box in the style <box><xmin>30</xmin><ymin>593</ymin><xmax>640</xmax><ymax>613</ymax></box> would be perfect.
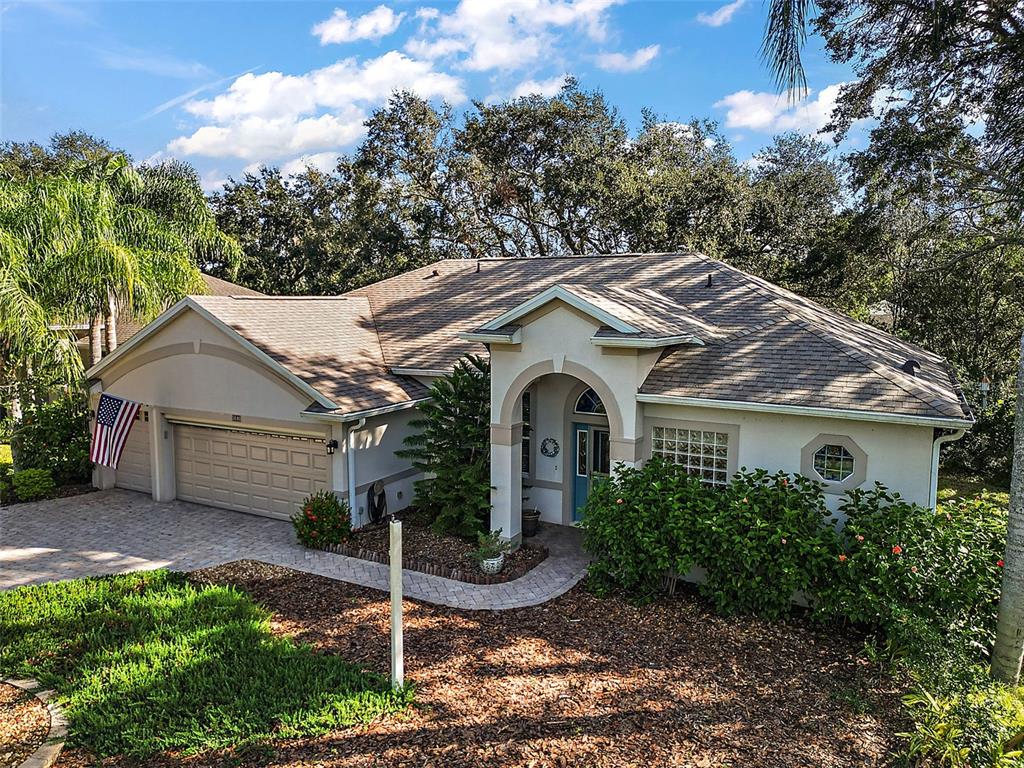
<box><xmin>938</xmin><ymin>472</ymin><xmax>1011</xmax><ymax>507</ymax></box>
<box><xmin>0</xmin><ymin>570</ymin><xmax>410</xmax><ymax>758</ymax></box>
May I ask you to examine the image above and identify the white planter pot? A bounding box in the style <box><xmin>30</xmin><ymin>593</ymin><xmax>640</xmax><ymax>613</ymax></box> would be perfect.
<box><xmin>480</xmin><ymin>554</ymin><xmax>505</xmax><ymax>575</ymax></box>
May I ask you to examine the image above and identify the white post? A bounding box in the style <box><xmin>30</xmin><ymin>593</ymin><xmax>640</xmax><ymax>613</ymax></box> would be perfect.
<box><xmin>389</xmin><ymin>519</ymin><xmax>404</xmax><ymax>689</ymax></box>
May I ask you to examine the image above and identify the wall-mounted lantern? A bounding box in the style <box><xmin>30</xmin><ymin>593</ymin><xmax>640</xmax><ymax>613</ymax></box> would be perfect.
<box><xmin>326</xmin><ymin>439</ymin><xmax>339</xmax><ymax>455</ymax></box>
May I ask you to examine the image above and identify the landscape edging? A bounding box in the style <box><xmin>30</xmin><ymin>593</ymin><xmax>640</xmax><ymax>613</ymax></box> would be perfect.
<box><xmin>309</xmin><ymin>540</ymin><xmax>549</xmax><ymax>585</ymax></box>
<box><xmin>3</xmin><ymin>677</ymin><xmax>67</xmax><ymax>768</ymax></box>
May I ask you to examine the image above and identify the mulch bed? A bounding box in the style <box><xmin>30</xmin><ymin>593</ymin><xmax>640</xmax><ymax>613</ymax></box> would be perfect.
<box><xmin>58</xmin><ymin>560</ymin><xmax>906</xmax><ymax>768</ymax></box>
<box><xmin>337</xmin><ymin>508</ymin><xmax>547</xmax><ymax>584</ymax></box>
<box><xmin>1</xmin><ymin>682</ymin><xmax>49</xmax><ymax>768</ymax></box>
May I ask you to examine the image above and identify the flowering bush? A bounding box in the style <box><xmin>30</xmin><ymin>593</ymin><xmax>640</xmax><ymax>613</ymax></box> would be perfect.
<box><xmin>292</xmin><ymin>490</ymin><xmax>352</xmax><ymax>548</ymax></box>
<box><xmin>816</xmin><ymin>485</ymin><xmax>1006</xmax><ymax>647</ymax></box>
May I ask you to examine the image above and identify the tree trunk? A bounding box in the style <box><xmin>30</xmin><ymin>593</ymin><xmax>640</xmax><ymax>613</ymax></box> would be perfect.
<box><xmin>992</xmin><ymin>330</ymin><xmax>1024</xmax><ymax>684</ymax></box>
<box><xmin>104</xmin><ymin>292</ymin><xmax>118</xmax><ymax>354</ymax></box>
<box><xmin>88</xmin><ymin>315</ymin><xmax>103</xmax><ymax>367</ymax></box>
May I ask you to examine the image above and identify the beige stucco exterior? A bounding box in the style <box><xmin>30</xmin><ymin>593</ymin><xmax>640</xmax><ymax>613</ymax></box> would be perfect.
<box><xmin>90</xmin><ymin>306</ymin><xmax>418</xmax><ymax>523</ymax></box>
<box><xmin>89</xmin><ymin>290</ymin><xmax>956</xmax><ymax>537</ymax></box>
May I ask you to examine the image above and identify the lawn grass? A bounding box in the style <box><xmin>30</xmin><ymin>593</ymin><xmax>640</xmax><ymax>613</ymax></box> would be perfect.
<box><xmin>937</xmin><ymin>472</ymin><xmax>1010</xmax><ymax>507</ymax></box>
<box><xmin>0</xmin><ymin>570</ymin><xmax>410</xmax><ymax>758</ymax></box>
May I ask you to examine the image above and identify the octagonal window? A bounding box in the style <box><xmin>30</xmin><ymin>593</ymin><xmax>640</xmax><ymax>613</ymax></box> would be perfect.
<box><xmin>813</xmin><ymin>444</ymin><xmax>855</xmax><ymax>482</ymax></box>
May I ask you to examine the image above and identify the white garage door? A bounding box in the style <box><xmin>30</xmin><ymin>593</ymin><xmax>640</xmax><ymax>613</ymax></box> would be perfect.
<box><xmin>174</xmin><ymin>425</ymin><xmax>329</xmax><ymax>519</ymax></box>
<box><xmin>114</xmin><ymin>410</ymin><xmax>152</xmax><ymax>494</ymax></box>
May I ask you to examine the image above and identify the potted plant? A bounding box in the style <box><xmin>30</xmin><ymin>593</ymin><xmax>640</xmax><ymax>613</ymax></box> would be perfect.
<box><xmin>472</xmin><ymin>528</ymin><xmax>511</xmax><ymax>575</ymax></box>
<box><xmin>522</xmin><ymin>483</ymin><xmax>541</xmax><ymax>537</ymax></box>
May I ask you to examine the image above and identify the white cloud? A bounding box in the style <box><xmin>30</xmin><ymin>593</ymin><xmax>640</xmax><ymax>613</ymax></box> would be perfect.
<box><xmin>696</xmin><ymin>0</ymin><xmax>745</xmax><ymax>28</ymax></box>
<box><xmin>140</xmin><ymin>67</ymin><xmax>260</xmax><ymax>120</ymax></box>
<box><xmin>594</xmin><ymin>44</ymin><xmax>659</xmax><ymax>72</ymax></box>
<box><xmin>168</xmin><ymin>52</ymin><xmax>466</xmax><ymax>162</ymax></box>
<box><xmin>169</xmin><ymin>110</ymin><xmax>367</xmax><ymax>160</ymax></box>
<box><xmin>312</xmin><ymin>5</ymin><xmax>405</xmax><ymax>44</ymax></box>
<box><xmin>411</xmin><ymin>0</ymin><xmax>623</xmax><ymax>71</ymax></box>
<box><xmin>714</xmin><ymin>83</ymin><xmax>844</xmax><ymax>133</ymax></box>
<box><xmin>280</xmin><ymin>152</ymin><xmax>340</xmax><ymax>176</ymax></box>
<box><xmin>511</xmin><ymin>74</ymin><xmax>568</xmax><ymax>98</ymax></box>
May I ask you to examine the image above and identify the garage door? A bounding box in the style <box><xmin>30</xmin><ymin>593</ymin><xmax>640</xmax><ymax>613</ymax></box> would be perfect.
<box><xmin>114</xmin><ymin>410</ymin><xmax>152</xmax><ymax>493</ymax></box>
<box><xmin>174</xmin><ymin>425</ymin><xmax>329</xmax><ymax>519</ymax></box>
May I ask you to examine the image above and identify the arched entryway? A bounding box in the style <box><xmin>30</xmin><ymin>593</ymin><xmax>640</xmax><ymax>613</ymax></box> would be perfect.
<box><xmin>491</xmin><ymin>364</ymin><xmax>625</xmax><ymax>546</ymax></box>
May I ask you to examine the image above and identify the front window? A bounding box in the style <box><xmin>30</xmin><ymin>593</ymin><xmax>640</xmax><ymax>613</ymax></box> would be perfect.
<box><xmin>574</xmin><ymin>388</ymin><xmax>606</xmax><ymax>415</ymax></box>
<box><xmin>813</xmin><ymin>444</ymin><xmax>855</xmax><ymax>482</ymax></box>
<box><xmin>652</xmin><ymin>425</ymin><xmax>730</xmax><ymax>486</ymax></box>
<box><xmin>521</xmin><ymin>390</ymin><xmax>532</xmax><ymax>475</ymax></box>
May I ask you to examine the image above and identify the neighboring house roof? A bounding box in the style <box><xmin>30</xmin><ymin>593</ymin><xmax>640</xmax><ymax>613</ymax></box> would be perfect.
<box><xmin>115</xmin><ymin>273</ymin><xmax>264</xmax><ymax>343</ymax></box>
<box><xmin>347</xmin><ymin>253</ymin><xmax>972</xmax><ymax>425</ymax></box>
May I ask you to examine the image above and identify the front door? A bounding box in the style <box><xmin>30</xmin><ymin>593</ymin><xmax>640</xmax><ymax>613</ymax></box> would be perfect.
<box><xmin>572</xmin><ymin>422</ymin><xmax>610</xmax><ymax>521</ymax></box>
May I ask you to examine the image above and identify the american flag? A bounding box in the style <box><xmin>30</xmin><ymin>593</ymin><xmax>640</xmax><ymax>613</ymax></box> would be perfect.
<box><xmin>90</xmin><ymin>394</ymin><xmax>142</xmax><ymax>469</ymax></box>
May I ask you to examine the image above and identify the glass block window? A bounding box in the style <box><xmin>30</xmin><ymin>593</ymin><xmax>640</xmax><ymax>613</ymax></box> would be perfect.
<box><xmin>651</xmin><ymin>425</ymin><xmax>730</xmax><ymax>486</ymax></box>
<box><xmin>813</xmin><ymin>444</ymin><xmax>855</xmax><ymax>482</ymax></box>
<box><xmin>574</xmin><ymin>388</ymin><xmax>606</xmax><ymax>415</ymax></box>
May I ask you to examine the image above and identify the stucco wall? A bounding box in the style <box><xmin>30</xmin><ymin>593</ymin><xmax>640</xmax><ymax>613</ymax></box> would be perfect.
<box><xmin>641</xmin><ymin>402</ymin><xmax>937</xmax><ymax>513</ymax></box>
<box><xmin>98</xmin><ymin>311</ymin><xmax>315</xmax><ymax>425</ymax></box>
<box><xmin>344</xmin><ymin>407</ymin><xmax>422</xmax><ymax>526</ymax></box>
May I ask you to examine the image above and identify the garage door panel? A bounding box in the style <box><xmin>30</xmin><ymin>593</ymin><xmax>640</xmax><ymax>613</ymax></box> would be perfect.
<box><xmin>174</xmin><ymin>425</ymin><xmax>327</xmax><ymax>520</ymax></box>
<box><xmin>114</xmin><ymin>411</ymin><xmax>152</xmax><ymax>494</ymax></box>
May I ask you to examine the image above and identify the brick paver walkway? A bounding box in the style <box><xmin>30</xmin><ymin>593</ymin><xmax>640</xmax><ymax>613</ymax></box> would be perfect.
<box><xmin>0</xmin><ymin>490</ymin><xmax>589</xmax><ymax>609</ymax></box>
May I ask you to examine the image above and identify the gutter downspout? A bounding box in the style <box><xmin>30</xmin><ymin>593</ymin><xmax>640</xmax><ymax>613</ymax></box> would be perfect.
<box><xmin>929</xmin><ymin>428</ymin><xmax>966</xmax><ymax>508</ymax></box>
<box><xmin>347</xmin><ymin>417</ymin><xmax>367</xmax><ymax>525</ymax></box>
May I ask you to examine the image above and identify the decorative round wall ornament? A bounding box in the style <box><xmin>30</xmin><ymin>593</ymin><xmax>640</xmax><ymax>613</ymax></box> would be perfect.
<box><xmin>540</xmin><ymin>437</ymin><xmax>560</xmax><ymax>458</ymax></box>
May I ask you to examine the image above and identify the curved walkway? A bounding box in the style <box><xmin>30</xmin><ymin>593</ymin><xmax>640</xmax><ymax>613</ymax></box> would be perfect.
<box><xmin>0</xmin><ymin>490</ymin><xmax>589</xmax><ymax>610</ymax></box>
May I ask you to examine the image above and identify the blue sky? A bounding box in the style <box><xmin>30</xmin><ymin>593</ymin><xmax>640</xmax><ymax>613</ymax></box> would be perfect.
<box><xmin>1</xmin><ymin>0</ymin><xmax>854</xmax><ymax>190</ymax></box>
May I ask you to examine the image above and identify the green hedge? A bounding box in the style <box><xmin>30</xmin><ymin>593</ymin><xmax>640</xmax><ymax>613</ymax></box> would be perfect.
<box><xmin>581</xmin><ymin>458</ymin><xmax>838</xmax><ymax>617</ymax></box>
<box><xmin>580</xmin><ymin>459</ymin><xmax>1021</xmax><ymax>766</ymax></box>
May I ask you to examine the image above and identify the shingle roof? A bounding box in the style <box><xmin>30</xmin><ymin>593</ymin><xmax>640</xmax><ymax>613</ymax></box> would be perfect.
<box><xmin>348</xmin><ymin>253</ymin><xmax>971</xmax><ymax>423</ymax></box>
<box><xmin>190</xmin><ymin>295</ymin><xmax>428</xmax><ymax>414</ymax></box>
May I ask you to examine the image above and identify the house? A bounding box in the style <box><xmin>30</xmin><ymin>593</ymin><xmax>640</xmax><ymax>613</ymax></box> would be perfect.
<box><xmin>86</xmin><ymin>253</ymin><xmax>973</xmax><ymax>545</ymax></box>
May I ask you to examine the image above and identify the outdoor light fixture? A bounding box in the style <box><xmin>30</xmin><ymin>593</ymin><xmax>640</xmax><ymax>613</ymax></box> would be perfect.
<box><xmin>326</xmin><ymin>439</ymin><xmax>339</xmax><ymax>455</ymax></box>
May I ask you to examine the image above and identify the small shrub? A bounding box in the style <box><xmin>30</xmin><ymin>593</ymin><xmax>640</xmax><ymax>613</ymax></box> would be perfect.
<box><xmin>689</xmin><ymin>469</ymin><xmax>838</xmax><ymax>618</ymax></box>
<box><xmin>471</xmin><ymin>528</ymin><xmax>511</xmax><ymax>562</ymax></box>
<box><xmin>292</xmin><ymin>490</ymin><xmax>352</xmax><ymax>547</ymax></box>
<box><xmin>12</xmin><ymin>468</ymin><xmax>57</xmax><ymax>501</ymax></box>
<box><xmin>0</xmin><ymin>461</ymin><xmax>12</xmax><ymax>505</ymax></box>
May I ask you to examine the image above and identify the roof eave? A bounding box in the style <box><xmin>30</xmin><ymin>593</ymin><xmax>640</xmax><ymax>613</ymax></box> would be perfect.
<box><xmin>478</xmin><ymin>284</ymin><xmax>640</xmax><ymax>334</ymax></box>
<box><xmin>458</xmin><ymin>328</ymin><xmax>522</xmax><ymax>344</ymax></box>
<box><xmin>591</xmin><ymin>334</ymin><xmax>704</xmax><ymax>349</ymax></box>
<box><xmin>301</xmin><ymin>397</ymin><xmax>432</xmax><ymax>423</ymax></box>
<box><xmin>636</xmin><ymin>393</ymin><xmax>975</xmax><ymax>429</ymax></box>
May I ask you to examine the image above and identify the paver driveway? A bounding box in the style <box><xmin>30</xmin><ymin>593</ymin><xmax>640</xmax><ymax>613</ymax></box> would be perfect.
<box><xmin>0</xmin><ymin>489</ymin><xmax>588</xmax><ymax>609</ymax></box>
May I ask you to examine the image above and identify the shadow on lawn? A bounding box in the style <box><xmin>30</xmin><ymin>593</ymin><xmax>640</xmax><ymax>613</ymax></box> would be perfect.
<box><xmin>0</xmin><ymin>570</ymin><xmax>408</xmax><ymax>758</ymax></box>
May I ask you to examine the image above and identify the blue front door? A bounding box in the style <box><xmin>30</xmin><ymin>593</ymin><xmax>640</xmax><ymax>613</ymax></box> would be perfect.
<box><xmin>572</xmin><ymin>423</ymin><xmax>610</xmax><ymax>521</ymax></box>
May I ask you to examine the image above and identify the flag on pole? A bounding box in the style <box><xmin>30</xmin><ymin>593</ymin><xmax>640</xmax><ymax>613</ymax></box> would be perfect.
<box><xmin>90</xmin><ymin>394</ymin><xmax>142</xmax><ymax>469</ymax></box>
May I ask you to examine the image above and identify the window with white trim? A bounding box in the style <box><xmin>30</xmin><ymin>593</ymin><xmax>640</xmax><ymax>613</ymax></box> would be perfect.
<box><xmin>521</xmin><ymin>390</ymin><xmax>532</xmax><ymax>475</ymax></box>
<box><xmin>651</xmin><ymin>425</ymin><xmax>730</xmax><ymax>486</ymax></box>
<box><xmin>574</xmin><ymin>388</ymin><xmax>606</xmax><ymax>415</ymax></box>
<box><xmin>812</xmin><ymin>444</ymin><xmax>855</xmax><ymax>482</ymax></box>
